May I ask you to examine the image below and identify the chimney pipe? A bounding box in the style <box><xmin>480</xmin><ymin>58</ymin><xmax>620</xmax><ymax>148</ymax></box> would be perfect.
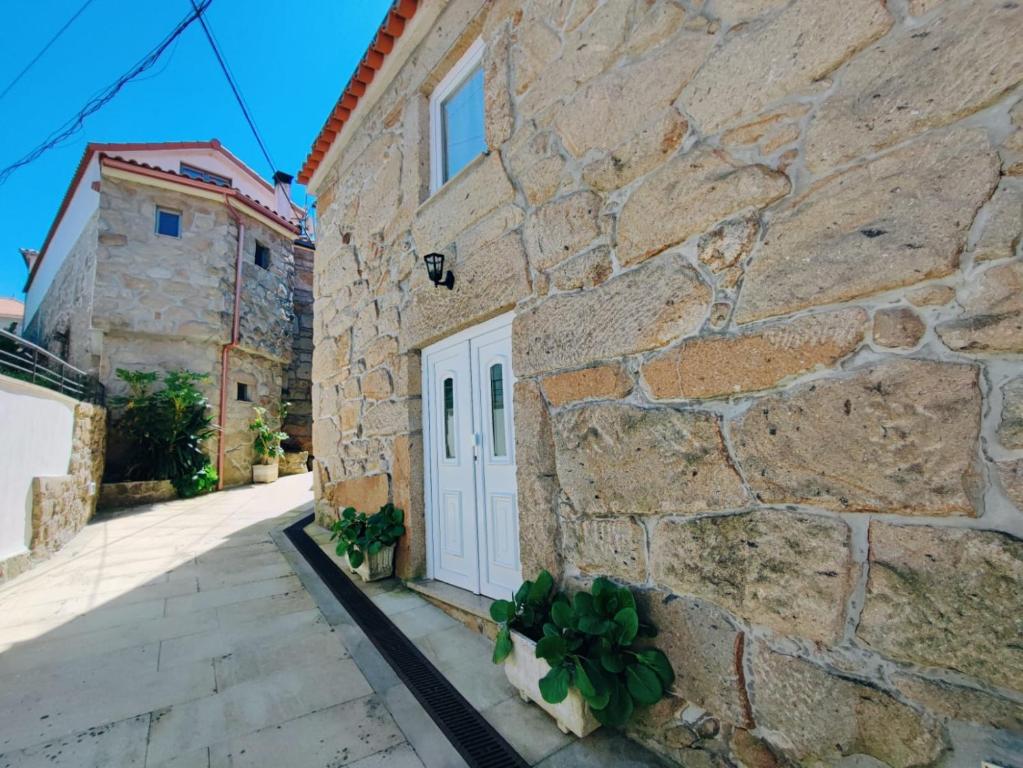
<box><xmin>273</xmin><ymin>171</ymin><xmax>294</xmax><ymax>222</ymax></box>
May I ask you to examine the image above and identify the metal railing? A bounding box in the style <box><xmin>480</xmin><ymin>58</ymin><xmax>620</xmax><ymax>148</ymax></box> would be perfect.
<box><xmin>0</xmin><ymin>329</ymin><xmax>105</xmax><ymax>404</ymax></box>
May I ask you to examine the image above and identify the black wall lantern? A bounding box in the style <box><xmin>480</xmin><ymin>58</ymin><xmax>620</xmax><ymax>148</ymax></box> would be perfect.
<box><xmin>424</xmin><ymin>252</ymin><xmax>455</xmax><ymax>290</ymax></box>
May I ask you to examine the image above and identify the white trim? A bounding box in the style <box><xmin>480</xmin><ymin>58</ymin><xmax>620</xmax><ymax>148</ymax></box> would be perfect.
<box><xmin>429</xmin><ymin>37</ymin><xmax>486</xmax><ymax>195</ymax></box>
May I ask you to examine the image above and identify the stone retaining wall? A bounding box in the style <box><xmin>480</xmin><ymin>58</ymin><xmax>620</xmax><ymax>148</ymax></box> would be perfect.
<box><xmin>309</xmin><ymin>1</ymin><xmax>1023</xmax><ymax>765</ymax></box>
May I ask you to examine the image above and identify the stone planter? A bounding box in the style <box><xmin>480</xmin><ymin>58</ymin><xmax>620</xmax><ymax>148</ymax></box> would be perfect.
<box><xmin>503</xmin><ymin>631</ymin><xmax>601</xmax><ymax>738</ymax></box>
<box><xmin>279</xmin><ymin>451</ymin><xmax>309</xmax><ymax>476</ymax></box>
<box><xmin>344</xmin><ymin>543</ymin><xmax>395</xmax><ymax>582</ymax></box>
<box><xmin>252</xmin><ymin>462</ymin><xmax>279</xmax><ymax>484</ymax></box>
<box><xmin>99</xmin><ymin>480</ymin><xmax>177</xmax><ymax>510</ymax></box>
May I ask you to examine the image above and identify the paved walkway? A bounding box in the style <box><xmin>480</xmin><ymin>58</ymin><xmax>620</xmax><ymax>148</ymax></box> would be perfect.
<box><xmin>0</xmin><ymin>474</ymin><xmax>436</xmax><ymax>768</ymax></box>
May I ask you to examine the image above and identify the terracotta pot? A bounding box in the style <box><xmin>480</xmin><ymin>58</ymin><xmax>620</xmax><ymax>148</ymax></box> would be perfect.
<box><xmin>503</xmin><ymin>631</ymin><xmax>601</xmax><ymax>737</ymax></box>
<box><xmin>252</xmin><ymin>462</ymin><xmax>279</xmax><ymax>483</ymax></box>
<box><xmin>345</xmin><ymin>543</ymin><xmax>395</xmax><ymax>582</ymax></box>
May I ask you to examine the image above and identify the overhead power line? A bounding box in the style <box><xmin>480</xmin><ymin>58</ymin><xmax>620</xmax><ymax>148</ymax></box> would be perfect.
<box><xmin>0</xmin><ymin>1</ymin><xmax>211</xmax><ymax>185</ymax></box>
<box><xmin>0</xmin><ymin>0</ymin><xmax>98</xmax><ymax>103</ymax></box>
<box><xmin>189</xmin><ymin>0</ymin><xmax>276</xmax><ymax>175</ymax></box>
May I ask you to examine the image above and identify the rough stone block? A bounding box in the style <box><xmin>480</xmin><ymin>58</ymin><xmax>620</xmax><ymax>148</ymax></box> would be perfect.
<box><xmin>971</xmin><ymin>184</ymin><xmax>1023</xmax><ymax>263</ymax></box>
<box><xmin>859</xmin><ymin>522</ymin><xmax>1023</xmax><ymax>691</ymax></box>
<box><xmin>325</xmin><ymin>474</ymin><xmax>389</xmax><ymax>514</ymax></box>
<box><xmin>906</xmin><ymin>284</ymin><xmax>954</xmax><ymax>307</ymax></box>
<box><xmin>680</xmin><ymin>0</ymin><xmax>892</xmax><ymax>135</ymax></box>
<box><xmin>553</xmin><ymin>403</ymin><xmax>748</xmax><ymax>517</ymax></box>
<box><xmin>514</xmin><ymin>381</ymin><xmax>561</xmax><ymax>580</ymax></box>
<box><xmin>546</xmin><ymin>246</ymin><xmax>613</xmax><ymax>292</ymax></box>
<box><xmin>513</xmin><ymin>253</ymin><xmax>711</xmax><ymax>376</ymax></box>
<box><xmin>617</xmin><ymin>148</ymin><xmax>789</xmax><ymax>267</ymax></box>
<box><xmin>581</xmin><ymin>110</ymin><xmax>688</xmax><ymax>192</ymax></box>
<box><xmin>525</xmin><ymin>192</ymin><xmax>602</xmax><ymax>271</ymax></box>
<box><xmin>999</xmin><ymin>377</ymin><xmax>1023</xmax><ymax>450</ymax></box>
<box><xmin>732</xmin><ymin>359</ymin><xmax>981</xmax><ymax>515</ymax></box>
<box><xmin>652</xmin><ymin>510</ymin><xmax>852</xmax><ymax>642</ymax></box>
<box><xmin>937</xmin><ymin>260</ymin><xmax>1023</xmax><ymax>353</ymax></box>
<box><xmin>634</xmin><ymin>592</ymin><xmax>750</xmax><ymax>727</ymax></box>
<box><xmin>805</xmin><ymin>0</ymin><xmax>1023</xmax><ymax>171</ymax></box>
<box><xmin>736</xmin><ymin>128</ymin><xmax>999</xmax><ymax>324</ymax></box>
<box><xmin>750</xmin><ymin>646</ymin><xmax>945</xmax><ymax>767</ymax></box>
<box><xmin>641</xmin><ymin>309</ymin><xmax>866</xmax><ymax>399</ymax></box>
<box><xmin>872</xmin><ymin>307</ymin><xmax>926</xmax><ymax>348</ymax></box>
<box><xmin>563</xmin><ymin>517</ymin><xmax>647</xmax><ymax>583</ymax></box>
<box><xmin>892</xmin><ymin>674</ymin><xmax>1023</xmax><ymax>732</ymax></box>
<box><xmin>998</xmin><ymin>459</ymin><xmax>1023</xmax><ymax>511</ymax></box>
<box><xmin>541</xmin><ymin>363</ymin><xmax>633</xmax><ymax>407</ymax></box>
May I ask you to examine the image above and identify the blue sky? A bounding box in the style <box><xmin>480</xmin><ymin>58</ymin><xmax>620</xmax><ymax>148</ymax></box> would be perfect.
<box><xmin>0</xmin><ymin>0</ymin><xmax>393</xmax><ymax>301</ymax></box>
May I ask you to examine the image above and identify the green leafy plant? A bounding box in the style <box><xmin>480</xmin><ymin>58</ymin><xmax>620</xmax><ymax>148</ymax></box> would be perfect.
<box><xmin>493</xmin><ymin>575</ymin><xmax>674</xmax><ymax>728</ymax></box>
<box><xmin>490</xmin><ymin>570</ymin><xmax>558</xmax><ymax>664</ymax></box>
<box><xmin>249</xmin><ymin>405</ymin><xmax>288</xmax><ymax>465</ymax></box>
<box><xmin>110</xmin><ymin>369</ymin><xmax>217</xmax><ymax>496</ymax></box>
<box><xmin>174</xmin><ymin>462</ymin><xmax>218</xmax><ymax>498</ymax></box>
<box><xmin>329</xmin><ymin>503</ymin><xmax>406</xmax><ymax>569</ymax></box>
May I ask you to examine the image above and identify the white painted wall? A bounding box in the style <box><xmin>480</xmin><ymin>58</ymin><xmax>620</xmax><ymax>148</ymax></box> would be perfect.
<box><xmin>24</xmin><ymin>156</ymin><xmax>101</xmax><ymax>325</ymax></box>
<box><xmin>0</xmin><ymin>375</ymin><xmax>75</xmax><ymax>559</ymax></box>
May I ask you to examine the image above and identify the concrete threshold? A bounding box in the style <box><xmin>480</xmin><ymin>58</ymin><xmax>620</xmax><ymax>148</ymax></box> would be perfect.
<box><xmin>281</xmin><ymin>519</ymin><xmax>670</xmax><ymax>768</ymax></box>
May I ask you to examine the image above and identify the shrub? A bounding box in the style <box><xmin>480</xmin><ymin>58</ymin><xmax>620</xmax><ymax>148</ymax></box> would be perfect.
<box><xmin>329</xmin><ymin>503</ymin><xmax>406</xmax><ymax>568</ymax></box>
<box><xmin>174</xmin><ymin>463</ymin><xmax>218</xmax><ymax>498</ymax></box>
<box><xmin>249</xmin><ymin>405</ymin><xmax>288</xmax><ymax>465</ymax></box>
<box><xmin>491</xmin><ymin>574</ymin><xmax>674</xmax><ymax>727</ymax></box>
<box><xmin>110</xmin><ymin>369</ymin><xmax>217</xmax><ymax>495</ymax></box>
<box><xmin>490</xmin><ymin>570</ymin><xmax>559</xmax><ymax>663</ymax></box>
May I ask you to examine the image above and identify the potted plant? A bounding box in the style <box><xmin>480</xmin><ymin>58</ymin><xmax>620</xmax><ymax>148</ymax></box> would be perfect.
<box><xmin>249</xmin><ymin>405</ymin><xmax>288</xmax><ymax>483</ymax></box>
<box><xmin>329</xmin><ymin>503</ymin><xmax>406</xmax><ymax>581</ymax></box>
<box><xmin>491</xmin><ymin>574</ymin><xmax>674</xmax><ymax>737</ymax></box>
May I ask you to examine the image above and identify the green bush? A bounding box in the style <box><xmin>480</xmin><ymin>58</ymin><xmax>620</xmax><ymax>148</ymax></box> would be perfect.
<box><xmin>329</xmin><ymin>503</ymin><xmax>406</xmax><ymax>568</ymax></box>
<box><xmin>174</xmin><ymin>463</ymin><xmax>218</xmax><ymax>498</ymax></box>
<box><xmin>491</xmin><ymin>574</ymin><xmax>674</xmax><ymax>728</ymax></box>
<box><xmin>249</xmin><ymin>405</ymin><xmax>288</xmax><ymax>465</ymax></box>
<box><xmin>110</xmin><ymin>369</ymin><xmax>217</xmax><ymax>496</ymax></box>
<box><xmin>490</xmin><ymin>570</ymin><xmax>559</xmax><ymax>663</ymax></box>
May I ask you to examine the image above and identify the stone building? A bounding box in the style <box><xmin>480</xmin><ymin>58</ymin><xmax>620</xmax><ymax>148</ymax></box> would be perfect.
<box><xmin>300</xmin><ymin>1</ymin><xmax>1023</xmax><ymax>765</ymax></box>
<box><xmin>22</xmin><ymin>141</ymin><xmax>313</xmax><ymax>487</ymax></box>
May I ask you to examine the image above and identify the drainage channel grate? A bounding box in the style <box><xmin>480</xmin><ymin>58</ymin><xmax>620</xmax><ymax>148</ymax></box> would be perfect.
<box><xmin>285</xmin><ymin>513</ymin><xmax>530</xmax><ymax>768</ymax></box>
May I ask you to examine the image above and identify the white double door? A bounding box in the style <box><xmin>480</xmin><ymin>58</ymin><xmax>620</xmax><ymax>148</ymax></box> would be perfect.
<box><xmin>423</xmin><ymin>315</ymin><xmax>521</xmax><ymax>600</ymax></box>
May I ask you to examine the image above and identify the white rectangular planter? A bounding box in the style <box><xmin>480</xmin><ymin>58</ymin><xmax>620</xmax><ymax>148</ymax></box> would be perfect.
<box><xmin>503</xmin><ymin>631</ymin><xmax>601</xmax><ymax>738</ymax></box>
<box><xmin>345</xmin><ymin>543</ymin><xmax>395</xmax><ymax>582</ymax></box>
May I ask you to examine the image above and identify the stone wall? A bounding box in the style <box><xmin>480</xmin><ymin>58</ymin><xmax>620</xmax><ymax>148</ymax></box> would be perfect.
<box><xmin>22</xmin><ymin>211</ymin><xmax>99</xmax><ymax>371</ymax></box>
<box><xmin>92</xmin><ymin>178</ymin><xmax>298</xmax><ymax>486</ymax></box>
<box><xmin>1</xmin><ymin>400</ymin><xmax>106</xmax><ymax>582</ymax></box>
<box><xmin>283</xmin><ymin>241</ymin><xmax>315</xmax><ymax>452</ymax></box>
<box><xmin>309</xmin><ymin>1</ymin><xmax>1023</xmax><ymax>765</ymax></box>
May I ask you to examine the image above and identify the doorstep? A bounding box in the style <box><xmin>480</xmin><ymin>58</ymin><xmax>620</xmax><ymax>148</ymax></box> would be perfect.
<box><xmin>301</xmin><ymin>521</ymin><xmax>670</xmax><ymax>768</ymax></box>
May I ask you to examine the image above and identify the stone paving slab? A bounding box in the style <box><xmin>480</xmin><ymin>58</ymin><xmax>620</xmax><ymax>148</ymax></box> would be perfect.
<box><xmin>0</xmin><ymin>475</ymin><xmax>445</xmax><ymax>767</ymax></box>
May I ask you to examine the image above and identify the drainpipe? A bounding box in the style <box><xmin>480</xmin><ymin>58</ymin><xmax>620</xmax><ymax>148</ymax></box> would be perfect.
<box><xmin>217</xmin><ymin>195</ymin><xmax>245</xmax><ymax>490</ymax></box>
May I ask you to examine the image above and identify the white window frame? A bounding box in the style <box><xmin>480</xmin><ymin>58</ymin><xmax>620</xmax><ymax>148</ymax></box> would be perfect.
<box><xmin>155</xmin><ymin>207</ymin><xmax>181</xmax><ymax>238</ymax></box>
<box><xmin>429</xmin><ymin>37</ymin><xmax>486</xmax><ymax>195</ymax></box>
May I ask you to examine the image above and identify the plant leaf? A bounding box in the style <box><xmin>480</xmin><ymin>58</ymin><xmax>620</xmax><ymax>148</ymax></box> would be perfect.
<box><xmin>626</xmin><ymin>663</ymin><xmax>663</xmax><ymax>706</ymax></box>
<box><xmin>535</xmin><ymin>635</ymin><xmax>567</xmax><ymax>666</ymax></box>
<box><xmin>614</xmin><ymin>607</ymin><xmax>639</xmax><ymax>646</ymax></box>
<box><xmin>573</xmin><ymin>591</ymin><xmax>595</xmax><ymax>616</ymax></box>
<box><xmin>551</xmin><ymin>600</ymin><xmax>573</xmax><ymax>629</ymax></box>
<box><xmin>601</xmin><ymin>649</ymin><xmax>625</xmax><ymax>673</ymax></box>
<box><xmin>490</xmin><ymin>600</ymin><xmax>515</xmax><ymax>623</ymax></box>
<box><xmin>593</xmin><ymin>680</ymin><xmax>633</xmax><ymax>727</ymax></box>
<box><xmin>527</xmin><ymin>570</ymin><xmax>554</xmax><ymax>605</ymax></box>
<box><xmin>578</xmin><ymin>614</ymin><xmax>611</xmax><ymax>636</ymax></box>
<box><xmin>636</xmin><ymin>648</ymin><xmax>675</xmax><ymax>688</ymax></box>
<box><xmin>492</xmin><ymin>627</ymin><xmax>513</xmax><ymax>664</ymax></box>
<box><xmin>515</xmin><ymin>581</ymin><xmax>531</xmax><ymax>604</ymax></box>
<box><xmin>538</xmin><ymin>666</ymin><xmax>570</xmax><ymax>704</ymax></box>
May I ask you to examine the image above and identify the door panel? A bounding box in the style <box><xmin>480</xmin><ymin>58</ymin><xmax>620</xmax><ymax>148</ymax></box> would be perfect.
<box><xmin>471</xmin><ymin>325</ymin><xmax>521</xmax><ymax>599</ymax></box>
<box><xmin>424</xmin><ymin>315</ymin><xmax>520</xmax><ymax>600</ymax></box>
<box><xmin>427</xmin><ymin>343</ymin><xmax>477</xmax><ymax>592</ymax></box>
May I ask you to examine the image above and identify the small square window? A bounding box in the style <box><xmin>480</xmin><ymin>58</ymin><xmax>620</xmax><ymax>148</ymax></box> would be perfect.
<box><xmin>156</xmin><ymin>208</ymin><xmax>181</xmax><ymax>237</ymax></box>
<box><xmin>430</xmin><ymin>38</ymin><xmax>487</xmax><ymax>193</ymax></box>
<box><xmin>254</xmin><ymin>242</ymin><xmax>271</xmax><ymax>270</ymax></box>
<box><xmin>236</xmin><ymin>382</ymin><xmax>250</xmax><ymax>402</ymax></box>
